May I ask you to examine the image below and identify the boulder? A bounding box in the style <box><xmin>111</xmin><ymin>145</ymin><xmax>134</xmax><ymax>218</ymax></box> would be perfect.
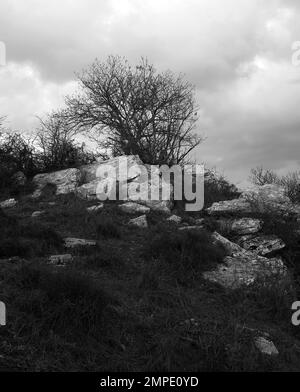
<box><xmin>79</xmin><ymin>155</ymin><xmax>143</xmax><ymax>183</ymax></box>
<box><xmin>119</xmin><ymin>202</ymin><xmax>150</xmax><ymax>214</ymax></box>
<box><xmin>237</xmin><ymin>234</ymin><xmax>285</xmax><ymax>256</ymax></box>
<box><xmin>0</xmin><ymin>198</ymin><xmax>17</xmax><ymax>208</ymax></box>
<box><xmin>32</xmin><ymin>168</ymin><xmax>82</xmax><ymax>198</ymax></box>
<box><xmin>64</xmin><ymin>238</ymin><xmax>97</xmax><ymax>248</ymax></box>
<box><xmin>128</xmin><ymin>215</ymin><xmax>148</xmax><ymax>228</ymax></box>
<box><xmin>231</xmin><ymin>218</ymin><xmax>263</xmax><ymax>235</ymax></box>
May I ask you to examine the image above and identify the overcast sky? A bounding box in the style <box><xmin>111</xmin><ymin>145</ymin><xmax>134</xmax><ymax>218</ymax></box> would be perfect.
<box><xmin>0</xmin><ymin>0</ymin><xmax>300</xmax><ymax>185</ymax></box>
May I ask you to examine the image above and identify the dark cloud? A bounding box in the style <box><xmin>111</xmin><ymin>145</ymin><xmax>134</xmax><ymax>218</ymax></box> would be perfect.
<box><xmin>0</xmin><ymin>0</ymin><xmax>299</xmax><ymax>182</ymax></box>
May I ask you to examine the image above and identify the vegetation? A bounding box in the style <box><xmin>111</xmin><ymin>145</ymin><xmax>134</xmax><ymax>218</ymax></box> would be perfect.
<box><xmin>250</xmin><ymin>166</ymin><xmax>300</xmax><ymax>203</ymax></box>
<box><xmin>65</xmin><ymin>56</ymin><xmax>202</xmax><ymax>165</ymax></box>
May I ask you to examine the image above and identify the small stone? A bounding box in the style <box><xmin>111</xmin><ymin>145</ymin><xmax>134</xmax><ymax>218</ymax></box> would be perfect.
<box><xmin>167</xmin><ymin>215</ymin><xmax>182</xmax><ymax>224</ymax></box>
<box><xmin>0</xmin><ymin>198</ymin><xmax>17</xmax><ymax>208</ymax></box>
<box><xmin>49</xmin><ymin>254</ymin><xmax>73</xmax><ymax>266</ymax></box>
<box><xmin>128</xmin><ymin>215</ymin><xmax>148</xmax><ymax>228</ymax></box>
<box><xmin>64</xmin><ymin>238</ymin><xmax>97</xmax><ymax>248</ymax></box>
<box><xmin>87</xmin><ymin>204</ymin><xmax>104</xmax><ymax>213</ymax></box>
<box><xmin>31</xmin><ymin>211</ymin><xmax>45</xmax><ymax>218</ymax></box>
<box><xmin>254</xmin><ymin>337</ymin><xmax>279</xmax><ymax>356</ymax></box>
<box><xmin>119</xmin><ymin>202</ymin><xmax>150</xmax><ymax>214</ymax></box>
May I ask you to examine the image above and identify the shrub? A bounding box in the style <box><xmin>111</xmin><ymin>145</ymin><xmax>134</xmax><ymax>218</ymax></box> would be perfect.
<box><xmin>250</xmin><ymin>166</ymin><xmax>300</xmax><ymax>203</ymax></box>
<box><xmin>204</xmin><ymin>168</ymin><xmax>240</xmax><ymax>208</ymax></box>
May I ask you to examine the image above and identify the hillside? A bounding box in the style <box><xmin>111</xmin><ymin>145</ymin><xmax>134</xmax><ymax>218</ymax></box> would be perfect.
<box><xmin>0</xmin><ymin>158</ymin><xmax>300</xmax><ymax>372</ymax></box>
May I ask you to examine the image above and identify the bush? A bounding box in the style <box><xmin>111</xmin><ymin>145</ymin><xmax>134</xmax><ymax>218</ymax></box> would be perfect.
<box><xmin>204</xmin><ymin>168</ymin><xmax>240</xmax><ymax>208</ymax></box>
<box><xmin>250</xmin><ymin>166</ymin><xmax>300</xmax><ymax>203</ymax></box>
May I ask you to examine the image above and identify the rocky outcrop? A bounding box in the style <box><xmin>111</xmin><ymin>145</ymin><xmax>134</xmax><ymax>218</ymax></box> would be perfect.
<box><xmin>207</xmin><ymin>184</ymin><xmax>295</xmax><ymax>216</ymax></box>
<box><xmin>203</xmin><ymin>232</ymin><xmax>286</xmax><ymax>289</ymax></box>
<box><xmin>32</xmin><ymin>168</ymin><xmax>82</xmax><ymax>198</ymax></box>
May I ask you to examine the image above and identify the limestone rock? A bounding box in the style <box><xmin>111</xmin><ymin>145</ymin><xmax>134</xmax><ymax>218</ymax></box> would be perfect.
<box><xmin>119</xmin><ymin>202</ymin><xmax>150</xmax><ymax>214</ymax></box>
<box><xmin>206</xmin><ymin>199</ymin><xmax>252</xmax><ymax>216</ymax></box>
<box><xmin>203</xmin><ymin>232</ymin><xmax>286</xmax><ymax>289</ymax></box>
<box><xmin>49</xmin><ymin>254</ymin><xmax>73</xmax><ymax>266</ymax></box>
<box><xmin>238</xmin><ymin>234</ymin><xmax>285</xmax><ymax>256</ymax></box>
<box><xmin>254</xmin><ymin>337</ymin><xmax>279</xmax><ymax>356</ymax></box>
<box><xmin>31</xmin><ymin>211</ymin><xmax>45</xmax><ymax>218</ymax></box>
<box><xmin>179</xmin><ymin>225</ymin><xmax>204</xmax><ymax>231</ymax></box>
<box><xmin>87</xmin><ymin>204</ymin><xmax>104</xmax><ymax>213</ymax></box>
<box><xmin>32</xmin><ymin>168</ymin><xmax>82</xmax><ymax>198</ymax></box>
<box><xmin>128</xmin><ymin>215</ymin><xmax>148</xmax><ymax>228</ymax></box>
<box><xmin>79</xmin><ymin>155</ymin><xmax>143</xmax><ymax>183</ymax></box>
<box><xmin>0</xmin><ymin>198</ymin><xmax>17</xmax><ymax>208</ymax></box>
<box><xmin>241</xmin><ymin>184</ymin><xmax>289</xmax><ymax>204</ymax></box>
<box><xmin>231</xmin><ymin>218</ymin><xmax>263</xmax><ymax>235</ymax></box>
<box><xmin>167</xmin><ymin>215</ymin><xmax>182</xmax><ymax>224</ymax></box>
<box><xmin>203</xmin><ymin>253</ymin><xmax>286</xmax><ymax>289</ymax></box>
<box><xmin>64</xmin><ymin>238</ymin><xmax>97</xmax><ymax>248</ymax></box>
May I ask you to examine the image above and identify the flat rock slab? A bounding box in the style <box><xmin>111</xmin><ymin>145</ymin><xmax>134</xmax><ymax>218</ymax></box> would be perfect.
<box><xmin>203</xmin><ymin>253</ymin><xmax>286</xmax><ymax>289</ymax></box>
<box><xmin>0</xmin><ymin>199</ymin><xmax>17</xmax><ymax>208</ymax></box>
<box><xmin>32</xmin><ymin>168</ymin><xmax>82</xmax><ymax>198</ymax></box>
<box><xmin>238</xmin><ymin>234</ymin><xmax>285</xmax><ymax>256</ymax></box>
<box><xmin>203</xmin><ymin>232</ymin><xmax>287</xmax><ymax>289</ymax></box>
<box><xmin>231</xmin><ymin>218</ymin><xmax>263</xmax><ymax>235</ymax></box>
<box><xmin>64</xmin><ymin>238</ymin><xmax>97</xmax><ymax>248</ymax></box>
<box><xmin>254</xmin><ymin>337</ymin><xmax>279</xmax><ymax>356</ymax></box>
<box><xmin>119</xmin><ymin>202</ymin><xmax>150</xmax><ymax>214</ymax></box>
<box><xmin>128</xmin><ymin>215</ymin><xmax>148</xmax><ymax>228</ymax></box>
<box><xmin>49</xmin><ymin>254</ymin><xmax>73</xmax><ymax>266</ymax></box>
<box><xmin>206</xmin><ymin>199</ymin><xmax>252</xmax><ymax>216</ymax></box>
<box><xmin>178</xmin><ymin>225</ymin><xmax>204</xmax><ymax>231</ymax></box>
<box><xmin>87</xmin><ymin>204</ymin><xmax>104</xmax><ymax>213</ymax></box>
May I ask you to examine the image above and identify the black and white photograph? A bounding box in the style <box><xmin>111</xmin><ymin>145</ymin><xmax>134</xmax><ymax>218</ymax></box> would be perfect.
<box><xmin>0</xmin><ymin>0</ymin><xmax>300</xmax><ymax>379</ymax></box>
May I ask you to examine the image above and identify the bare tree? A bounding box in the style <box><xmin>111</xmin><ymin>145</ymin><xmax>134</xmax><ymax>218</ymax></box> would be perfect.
<box><xmin>36</xmin><ymin>111</ymin><xmax>95</xmax><ymax>171</ymax></box>
<box><xmin>65</xmin><ymin>56</ymin><xmax>202</xmax><ymax>165</ymax></box>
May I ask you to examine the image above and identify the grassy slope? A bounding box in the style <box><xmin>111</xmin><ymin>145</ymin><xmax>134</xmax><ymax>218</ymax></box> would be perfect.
<box><xmin>0</xmin><ymin>191</ymin><xmax>300</xmax><ymax>372</ymax></box>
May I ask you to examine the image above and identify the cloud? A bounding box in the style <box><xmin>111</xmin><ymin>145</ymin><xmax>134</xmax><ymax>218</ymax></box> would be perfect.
<box><xmin>0</xmin><ymin>0</ymin><xmax>299</xmax><ymax>182</ymax></box>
